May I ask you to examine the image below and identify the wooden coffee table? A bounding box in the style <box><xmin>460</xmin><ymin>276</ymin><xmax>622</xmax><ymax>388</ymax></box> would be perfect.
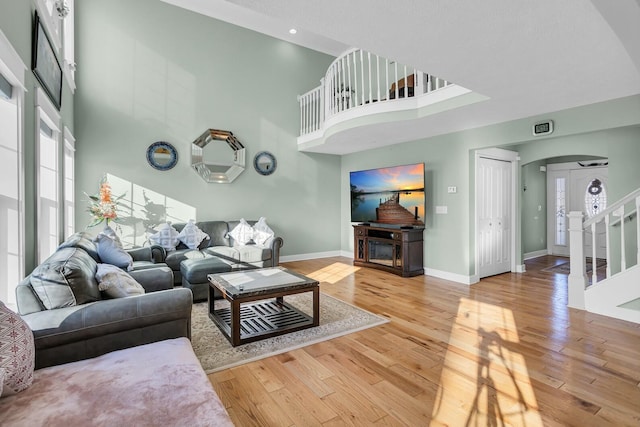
<box><xmin>207</xmin><ymin>267</ymin><xmax>319</xmax><ymax>346</ymax></box>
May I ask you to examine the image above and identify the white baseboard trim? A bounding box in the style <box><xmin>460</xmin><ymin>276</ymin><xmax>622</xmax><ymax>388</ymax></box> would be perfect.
<box><xmin>340</xmin><ymin>250</ymin><xmax>354</xmax><ymax>258</ymax></box>
<box><xmin>424</xmin><ymin>268</ymin><xmax>476</xmax><ymax>285</ymax></box>
<box><xmin>524</xmin><ymin>250</ymin><xmax>548</xmax><ymax>260</ymax></box>
<box><xmin>280</xmin><ymin>250</ymin><xmax>343</xmax><ymax>263</ymax></box>
<box><xmin>515</xmin><ymin>264</ymin><xmax>526</xmax><ymax>273</ymax></box>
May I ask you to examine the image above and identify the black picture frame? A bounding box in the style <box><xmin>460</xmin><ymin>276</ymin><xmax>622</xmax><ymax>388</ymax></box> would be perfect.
<box><xmin>32</xmin><ymin>12</ymin><xmax>62</xmax><ymax>110</ymax></box>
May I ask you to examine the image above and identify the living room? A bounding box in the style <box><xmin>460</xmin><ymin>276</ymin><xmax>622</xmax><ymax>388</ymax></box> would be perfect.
<box><xmin>2</xmin><ymin>0</ymin><xmax>640</xmax><ymax>425</ymax></box>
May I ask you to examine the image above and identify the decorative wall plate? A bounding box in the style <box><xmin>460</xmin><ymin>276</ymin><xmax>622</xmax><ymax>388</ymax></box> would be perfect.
<box><xmin>147</xmin><ymin>141</ymin><xmax>178</xmax><ymax>171</ymax></box>
<box><xmin>253</xmin><ymin>151</ymin><xmax>277</xmax><ymax>176</ymax></box>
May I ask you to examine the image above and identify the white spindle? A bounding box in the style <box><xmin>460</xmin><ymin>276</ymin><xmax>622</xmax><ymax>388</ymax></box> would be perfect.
<box><xmin>347</xmin><ymin>53</ymin><xmax>353</xmax><ymax>108</ymax></box>
<box><xmin>311</xmin><ymin>92</ymin><xmax>316</xmax><ymax>132</ymax></box>
<box><xmin>352</xmin><ymin>53</ymin><xmax>358</xmax><ymax>106</ymax></box>
<box><xmin>591</xmin><ymin>222</ymin><xmax>598</xmax><ymax>285</ymax></box>
<box><xmin>376</xmin><ymin>55</ymin><xmax>380</xmax><ymax>102</ymax></box>
<box><xmin>367</xmin><ymin>52</ymin><xmax>372</xmax><ymax>103</ymax></box>
<box><xmin>360</xmin><ymin>50</ymin><xmax>365</xmax><ymax>107</ymax></box>
<box><xmin>298</xmin><ymin>95</ymin><xmax>302</xmax><ymax>135</ymax></box>
<box><xmin>385</xmin><ymin>59</ymin><xmax>389</xmax><ymax>101</ymax></box>
<box><xmin>341</xmin><ymin>57</ymin><xmax>347</xmax><ymax>111</ymax></box>
<box><xmin>605</xmin><ymin>213</ymin><xmax>611</xmax><ymax>278</ymax></box>
<box><xmin>394</xmin><ymin>62</ymin><xmax>398</xmax><ymax>99</ymax></box>
<box><xmin>620</xmin><ymin>206</ymin><xmax>627</xmax><ymax>271</ymax></box>
<box><xmin>637</xmin><ymin>196</ymin><xmax>640</xmax><ymax>266</ymax></box>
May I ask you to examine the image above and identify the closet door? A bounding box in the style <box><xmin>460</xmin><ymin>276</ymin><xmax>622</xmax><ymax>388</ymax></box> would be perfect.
<box><xmin>477</xmin><ymin>157</ymin><xmax>512</xmax><ymax>278</ymax></box>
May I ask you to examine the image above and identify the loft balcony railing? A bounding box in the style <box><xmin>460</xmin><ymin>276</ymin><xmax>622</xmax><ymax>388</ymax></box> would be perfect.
<box><xmin>298</xmin><ymin>48</ymin><xmax>454</xmax><ymax>138</ymax></box>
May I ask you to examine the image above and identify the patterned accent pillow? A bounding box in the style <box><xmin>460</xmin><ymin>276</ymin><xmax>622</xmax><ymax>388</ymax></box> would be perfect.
<box><xmin>149</xmin><ymin>223</ymin><xmax>180</xmax><ymax>251</ymax></box>
<box><xmin>96</xmin><ymin>264</ymin><xmax>145</xmax><ymax>298</ymax></box>
<box><xmin>227</xmin><ymin>219</ymin><xmax>254</xmax><ymax>246</ymax></box>
<box><xmin>253</xmin><ymin>217</ymin><xmax>275</xmax><ymax>246</ymax></box>
<box><xmin>0</xmin><ymin>301</ymin><xmax>35</xmax><ymax>397</ymax></box>
<box><xmin>177</xmin><ymin>220</ymin><xmax>210</xmax><ymax>250</ymax></box>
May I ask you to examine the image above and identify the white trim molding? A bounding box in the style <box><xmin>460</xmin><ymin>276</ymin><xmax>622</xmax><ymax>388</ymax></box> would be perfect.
<box><xmin>280</xmin><ymin>250</ymin><xmax>343</xmax><ymax>263</ymax></box>
<box><xmin>0</xmin><ymin>29</ymin><xmax>27</xmax><ymax>90</ymax></box>
<box><xmin>424</xmin><ymin>268</ymin><xmax>476</xmax><ymax>285</ymax></box>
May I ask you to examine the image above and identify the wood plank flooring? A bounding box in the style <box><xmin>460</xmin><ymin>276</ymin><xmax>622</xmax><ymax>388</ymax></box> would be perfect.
<box><xmin>208</xmin><ymin>256</ymin><xmax>640</xmax><ymax>426</ymax></box>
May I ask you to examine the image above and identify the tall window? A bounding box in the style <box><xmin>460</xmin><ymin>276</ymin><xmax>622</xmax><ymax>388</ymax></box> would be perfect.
<box><xmin>0</xmin><ymin>30</ymin><xmax>26</xmax><ymax>309</ymax></box>
<box><xmin>63</xmin><ymin>128</ymin><xmax>75</xmax><ymax>238</ymax></box>
<box><xmin>36</xmin><ymin>88</ymin><xmax>61</xmax><ymax>263</ymax></box>
<box><xmin>555</xmin><ymin>177</ymin><xmax>566</xmax><ymax>246</ymax></box>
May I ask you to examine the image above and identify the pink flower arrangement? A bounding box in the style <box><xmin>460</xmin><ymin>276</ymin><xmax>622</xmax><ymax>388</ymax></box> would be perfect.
<box><xmin>86</xmin><ymin>176</ymin><xmax>125</xmax><ymax>227</ymax></box>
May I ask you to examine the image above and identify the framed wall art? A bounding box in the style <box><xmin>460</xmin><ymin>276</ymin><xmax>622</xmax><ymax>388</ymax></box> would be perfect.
<box><xmin>32</xmin><ymin>12</ymin><xmax>62</xmax><ymax>110</ymax></box>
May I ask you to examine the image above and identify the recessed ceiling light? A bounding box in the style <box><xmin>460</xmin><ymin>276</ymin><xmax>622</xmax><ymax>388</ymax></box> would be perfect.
<box><xmin>289</xmin><ymin>28</ymin><xmax>297</xmax><ymax>35</ymax></box>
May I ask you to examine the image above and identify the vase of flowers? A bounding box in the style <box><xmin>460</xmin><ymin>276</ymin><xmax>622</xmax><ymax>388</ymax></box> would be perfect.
<box><xmin>86</xmin><ymin>175</ymin><xmax>125</xmax><ymax>227</ymax></box>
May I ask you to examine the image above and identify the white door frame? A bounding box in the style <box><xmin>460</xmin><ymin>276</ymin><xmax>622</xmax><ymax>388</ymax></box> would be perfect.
<box><xmin>473</xmin><ymin>148</ymin><xmax>519</xmax><ymax>283</ymax></box>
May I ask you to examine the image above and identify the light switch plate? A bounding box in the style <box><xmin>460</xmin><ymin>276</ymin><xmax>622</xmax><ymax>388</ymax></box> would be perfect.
<box><xmin>447</xmin><ymin>186</ymin><xmax>457</xmax><ymax>193</ymax></box>
<box><xmin>436</xmin><ymin>206</ymin><xmax>448</xmax><ymax>214</ymax></box>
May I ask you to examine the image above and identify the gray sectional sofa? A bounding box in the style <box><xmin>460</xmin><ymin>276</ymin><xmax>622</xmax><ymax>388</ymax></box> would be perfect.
<box><xmin>15</xmin><ymin>232</ymin><xmax>191</xmax><ymax>369</ymax></box>
<box><xmin>165</xmin><ymin>220</ymin><xmax>284</xmax><ymax>301</ymax></box>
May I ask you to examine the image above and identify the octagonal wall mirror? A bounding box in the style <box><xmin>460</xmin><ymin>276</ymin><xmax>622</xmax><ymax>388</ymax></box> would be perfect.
<box><xmin>191</xmin><ymin>129</ymin><xmax>245</xmax><ymax>183</ymax></box>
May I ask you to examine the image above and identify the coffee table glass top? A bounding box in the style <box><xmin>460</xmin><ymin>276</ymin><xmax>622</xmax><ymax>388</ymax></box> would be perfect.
<box><xmin>208</xmin><ymin>266</ymin><xmax>318</xmax><ymax>298</ymax></box>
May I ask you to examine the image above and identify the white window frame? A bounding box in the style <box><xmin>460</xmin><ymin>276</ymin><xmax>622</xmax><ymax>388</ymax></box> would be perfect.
<box><xmin>36</xmin><ymin>0</ymin><xmax>75</xmax><ymax>91</ymax></box>
<box><xmin>0</xmin><ymin>29</ymin><xmax>27</xmax><ymax>308</ymax></box>
<box><xmin>63</xmin><ymin>126</ymin><xmax>75</xmax><ymax>239</ymax></box>
<box><xmin>36</xmin><ymin>87</ymin><xmax>62</xmax><ymax>263</ymax></box>
<box><xmin>62</xmin><ymin>0</ymin><xmax>75</xmax><ymax>90</ymax></box>
<box><xmin>35</xmin><ymin>0</ymin><xmax>63</xmax><ymax>52</ymax></box>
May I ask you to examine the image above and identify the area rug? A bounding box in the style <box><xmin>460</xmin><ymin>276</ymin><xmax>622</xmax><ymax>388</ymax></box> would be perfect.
<box><xmin>542</xmin><ymin>257</ymin><xmax>607</xmax><ymax>274</ymax></box>
<box><xmin>190</xmin><ymin>293</ymin><xmax>388</xmax><ymax>373</ymax></box>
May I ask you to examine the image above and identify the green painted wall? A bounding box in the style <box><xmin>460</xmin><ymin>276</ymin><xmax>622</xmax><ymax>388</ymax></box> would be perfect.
<box><xmin>74</xmin><ymin>0</ymin><xmax>338</xmax><ymax>257</ymax></box>
<box><xmin>342</xmin><ymin>97</ymin><xmax>640</xmax><ymax>278</ymax></box>
<box><xmin>1</xmin><ymin>0</ymin><xmax>75</xmax><ymax>273</ymax></box>
<box><xmin>521</xmin><ymin>160</ymin><xmax>547</xmax><ymax>255</ymax></box>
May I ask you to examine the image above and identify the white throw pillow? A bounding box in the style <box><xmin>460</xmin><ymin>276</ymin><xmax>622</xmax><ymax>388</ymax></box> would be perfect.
<box><xmin>253</xmin><ymin>217</ymin><xmax>275</xmax><ymax>246</ymax></box>
<box><xmin>149</xmin><ymin>222</ymin><xmax>180</xmax><ymax>251</ymax></box>
<box><xmin>0</xmin><ymin>301</ymin><xmax>35</xmax><ymax>397</ymax></box>
<box><xmin>96</xmin><ymin>264</ymin><xmax>145</xmax><ymax>298</ymax></box>
<box><xmin>227</xmin><ymin>219</ymin><xmax>254</xmax><ymax>246</ymax></box>
<box><xmin>177</xmin><ymin>220</ymin><xmax>210</xmax><ymax>250</ymax></box>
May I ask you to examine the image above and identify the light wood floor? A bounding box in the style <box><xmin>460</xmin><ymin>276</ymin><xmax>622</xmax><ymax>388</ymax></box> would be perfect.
<box><xmin>209</xmin><ymin>256</ymin><xmax>640</xmax><ymax>426</ymax></box>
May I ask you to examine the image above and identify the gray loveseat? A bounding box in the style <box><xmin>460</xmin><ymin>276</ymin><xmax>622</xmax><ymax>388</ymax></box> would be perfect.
<box><xmin>163</xmin><ymin>220</ymin><xmax>284</xmax><ymax>301</ymax></box>
<box><xmin>15</xmin><ymin>232</ymin><xmax>192</xmax><ymax>369</ymax></box>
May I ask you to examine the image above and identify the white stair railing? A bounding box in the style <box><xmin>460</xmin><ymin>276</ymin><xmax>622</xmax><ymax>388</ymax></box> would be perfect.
<box><xmin>568</xmin><ymin>187</ymin><xmax>640</xmax><ymax>309</ymax></box>
<box><xmin>298</xmin><ymin>48</ymin><xmax>453</xmax><ymax>137</ymax></box>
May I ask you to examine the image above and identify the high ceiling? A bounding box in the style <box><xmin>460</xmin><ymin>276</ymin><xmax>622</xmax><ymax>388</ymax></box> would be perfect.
<box><xmin>161</xmin><ymin>0</ymin><xmax>640</xmax><ymax>153</ymax></box>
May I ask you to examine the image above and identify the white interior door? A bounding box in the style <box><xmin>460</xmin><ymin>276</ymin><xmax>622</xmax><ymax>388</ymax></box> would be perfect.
<box><xmin>477</xmin><ymin>157</ymin><xmax>512</xmax><ymax>278</ymax></box>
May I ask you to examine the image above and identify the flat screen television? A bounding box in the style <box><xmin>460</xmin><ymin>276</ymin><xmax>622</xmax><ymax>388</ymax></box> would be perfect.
<box><xmin>350</xmin><ymin>163</ymin><xmax>425</xmax><ymax>226</ymax></box>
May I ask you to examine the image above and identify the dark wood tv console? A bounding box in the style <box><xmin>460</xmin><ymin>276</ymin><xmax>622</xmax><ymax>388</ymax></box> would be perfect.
<box><xmin>353</xmin><ymin>224</ymin><xmax>424</xmax><ymax>277</ymax></box>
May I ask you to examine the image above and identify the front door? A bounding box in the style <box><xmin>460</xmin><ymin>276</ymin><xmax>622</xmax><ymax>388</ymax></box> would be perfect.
<box><xmin>546</xmin><ymin>164</ymin><xmax>608</xmax><ymax>258</ymax></box>
<box><xmin>477</xmin><ymin>157</ymin><xmax>512</xmax><ymax>278</ymax></box>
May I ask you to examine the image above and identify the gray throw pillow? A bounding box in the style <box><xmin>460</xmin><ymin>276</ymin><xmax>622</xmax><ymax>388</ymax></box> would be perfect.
<box><xmin>95</xmin><ymin>264</ymin><xmax>145</xmax><ymax>298</ymax></box>
<box><xmin>95</xmin><ymin>234</ymin><xmax>133</xmax><ymax>271</ymax></box>
<box><xmin>30</xmin><ymin>247</ymin><xmax>101</xmax><ymax>309</ymax></box>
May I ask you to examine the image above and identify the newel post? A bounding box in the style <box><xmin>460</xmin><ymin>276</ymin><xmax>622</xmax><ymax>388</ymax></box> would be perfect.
<box><xmin>568</xmin><ymin>211</ymin><xmax>587</xmax><ymax>309</ymax></box>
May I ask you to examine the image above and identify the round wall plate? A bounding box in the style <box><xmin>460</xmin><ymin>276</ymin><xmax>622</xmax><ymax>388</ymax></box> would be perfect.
<box><xmin>253</xmin><ymin>151</ymin><xmax>277</xmax><ymax>176</ymax></box>
<box><xmin>147</xmin><ymin>141</ymin><xmax>178</xmax><ymax>171</ymax></box>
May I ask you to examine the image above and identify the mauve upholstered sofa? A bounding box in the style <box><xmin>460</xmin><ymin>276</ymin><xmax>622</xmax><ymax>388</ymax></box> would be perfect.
<box><xmin>0</xmin><ymin>338</ymin><xmax>233</xmax><ymax>426</ymax></box>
